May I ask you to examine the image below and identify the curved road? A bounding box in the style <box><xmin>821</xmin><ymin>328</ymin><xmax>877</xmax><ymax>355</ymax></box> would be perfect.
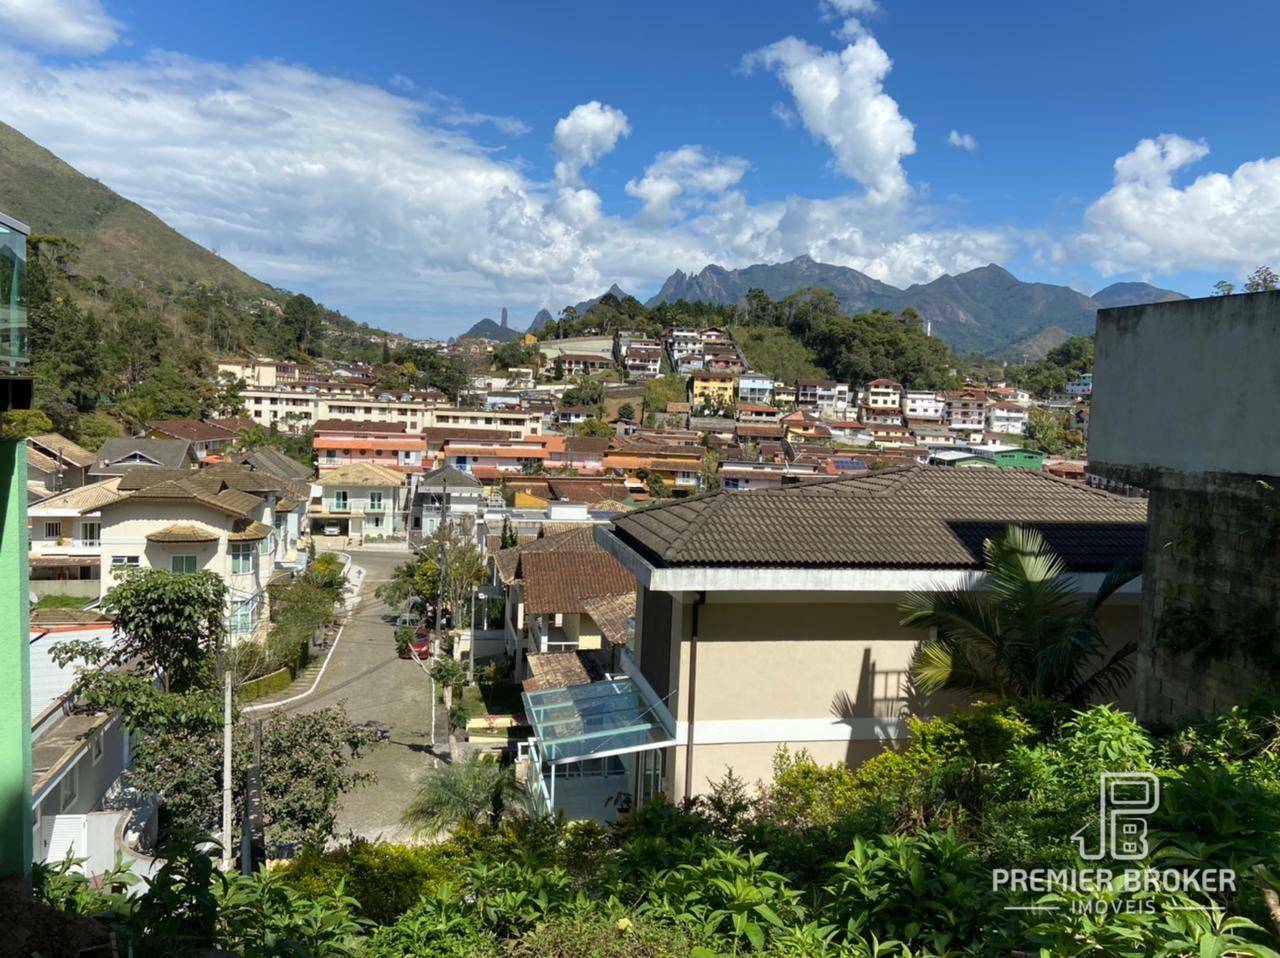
<box><xmin>285</xmin><ymin>550</ymin><xmax>446</xmax><ymax>843</ymax></box>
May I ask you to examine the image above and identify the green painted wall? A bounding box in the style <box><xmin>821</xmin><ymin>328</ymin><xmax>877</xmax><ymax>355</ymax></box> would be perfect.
<box><xmin>0</xmin><ymin>440</ymin><xmax>31</xmax><ymax>880</ymax></box>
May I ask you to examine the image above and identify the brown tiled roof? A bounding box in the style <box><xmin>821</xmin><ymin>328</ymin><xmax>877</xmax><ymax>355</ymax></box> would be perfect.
<box><xmin>146</xmin><ymin>523</ymin><xmax>220</xmax><ymax>543</ymax></box>
<box><xmin>492</xmin><ymin>526</ymin><xmax>605</xmax><ymax>585</ymax></box>
<box><xmin>228</xmin><ymin>520</ymin><xmax>272</xmax><ymax>541</ymax></box>
<box><xmin>422</xmin><ymin>426</ymin><xmax>514</xmax><ymax>444</ymax></box>
<box><xmin>313</xmin><ymin>419</ymin><xmax>407</xmax><ymax>433</ymax></box>
<box><xmin>29</xmin><ymin>433</ymin><xmax>95</xmax><ymax>468</ymax></box>
<box><xmin>522</xmin><ymin>651</ymin><xmax>606</xmax><ymax>692</ymax></box>
<box><xmin>580</xmin><ymin>592</ymin><xmax>635</xmax><ymax>645</ymax></box>
<box><xmin>609</xmin><ymin>465</ymin><xmax>1147</xmax><ymax>570</ymax></box>
<box><xmin>521</xmin><ymin>552</ymin><xmax>636</xmax><ymax>614</ymax></box>
<box><xmin>31</xmin><ymin>477</ymin><xmax>125</xmax><ymax>513</ymax></box>
<box><xmin>315</xmin><ymin>462</ymin><xmax>404</xmax><ymax>487</ymax></box>
<box><xmin>562</xmin><ymin>436</ymin><xmax>611</xmax><ymax>455</ymax></box>
<box><xmin>148</xmin><ymin>419</ymin><xmax>237</xmax><ymax>442</ymax></box>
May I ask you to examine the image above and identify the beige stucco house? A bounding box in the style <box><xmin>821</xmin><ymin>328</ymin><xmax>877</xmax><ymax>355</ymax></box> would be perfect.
<box><xmin>515</xmin><ymin>466</ymin><xmax>1149</xmax><ymax>815</ymax></box>
<box><xmin>310</xmin><ymin>461</ymin><xmax>406</xmax><ymax>544</ymax></box>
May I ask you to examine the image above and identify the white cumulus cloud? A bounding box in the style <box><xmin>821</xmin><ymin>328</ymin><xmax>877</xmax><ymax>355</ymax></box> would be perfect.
<box><xmin>625</xmin><ymin>146</ymin><xmax>749</xmax><ymax>221</ymax></box>
<box><xmin>947</xmin><ymin>129</ymin><xmax>977</xmax><ymax>152</ymax></box>
<box><xmin>0</xmin><ymin>0</ymin><xmax>120</xmax><ymax>53</ymax></box>
<box><xmin>745</xmin><ymin>28</ymin><xmax>915</xmax><ymax>203</ymax></box>
<box><xmin>1078</xmin><ymin>134</ymin><xmax>1280</xmax><ymax>276</ymax></box>
<box><xmin>552</xmin><ymin>100</ymin><xmax>630</xmax><ymax>185</ymax></box>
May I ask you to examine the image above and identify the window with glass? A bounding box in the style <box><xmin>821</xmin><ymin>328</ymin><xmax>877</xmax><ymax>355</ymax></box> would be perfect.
<box><xmin>79</xmin><ymin>521</ymin><xmax>100</xmax><ymax>546</ymax></box>
<box><xmin>230</xmin><ymin>542</ymin><xmax>254</xmax><ymax>574</ymax></box>
<box><xmin>170</xmin><ymin>554</ymin><xmax>198</xmax><ymax>573</ymax></box>
<box><xmin>230</xmin><ymin>599</ymin><xmax>253</xmax><ymax>635</ymax></box>
<box><xmin>369</xmin><ymin>491</ymin><xmax>383</xmax><ymax>511</ymax></box>
<box><xmin>111</xmin><ymin>555</ymin><xmax>140</xmax><ymax>568</ymax></box>
<box><xmin>44</xmin><ymin>521</ymin><xmax>61</xmax><ymax>539</ymax></box>
<box><xmin>0</xmin><ymin>217</ymin><xmax>28</xmax><ymax>372</ymax></box>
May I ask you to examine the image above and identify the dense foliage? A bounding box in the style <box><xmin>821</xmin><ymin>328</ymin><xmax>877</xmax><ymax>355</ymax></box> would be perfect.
<box><xmin>1006</xmin><ymin>334</ymin><xmax>1093</xmax><ymax>398</ymax></box>
<box><xmin>41</xmin><ymin>697</ymin><xmax>1280</xmax><ymax>956</ymax></box>
<box><xmin>532</xmin><ymin>287</ymin><xmax>958</xmax><ymax>390</ymax></box>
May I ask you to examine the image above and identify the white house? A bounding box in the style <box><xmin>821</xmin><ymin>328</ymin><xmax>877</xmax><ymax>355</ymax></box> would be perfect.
<box><xmin>987</xmin><ymin>401</ymin><xmax>1030</xmax><ymax>436</ymax></box>
<box><xmin>737</xmin><ymin>372</ymin><xmax>774</xmax><ymax>406</ymax></box>
<box><xmin>901</xmin><ymin>389</ymin><xmax>946</xmax><ymax>421</ymax></box>
<box><xmin>864</xmin><ymin>378</ymin><xmax>903</xmax><ymax>409</ymax></box>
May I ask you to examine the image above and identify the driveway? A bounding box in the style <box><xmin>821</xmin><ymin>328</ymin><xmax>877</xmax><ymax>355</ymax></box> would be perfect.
<box><xmin>284</xmin><ymin>549</ymin><xmax>448</xmax><ymax>843</ymax></box>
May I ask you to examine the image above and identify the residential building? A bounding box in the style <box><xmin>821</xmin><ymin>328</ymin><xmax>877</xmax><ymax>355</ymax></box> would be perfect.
<box><xmin>231</xmin><ymin>446</ymin><xmax>314</xmax><ymax>484</ymax></box>
<box><xmin>737</xmin><ymin>373</ymin><xmax>774</xmax><ymax>406</ymax></box>
<box><xmin>736</xmin><ymin>403</ymin><xmax>780</xmax><ymax>423</ymax></box>
<box><xmin>665</xmin><ymin>326</ymin><xmax>703</xmax><ymax>360</ymax></box>
<box><xmin>1066</xmin><ymin>373</ymin><xmax>1093</xmax><ymax>397</ymax></box>
<box><xmin>719</xmin><ymin>459</ymin><xmax>819</xmax><ymax>491</ymax></box>
<box><xmin>503</xmin><ymin>476</ymin><xmax>630</xmax><ymax>510</ymax></box>
<box><xmin>310</xmin><ymin>462</ymin><xmax>407</xmax><ymax>543</ymax></box>
<box><xmin>88</xmin><ymin>438</ymin><xmax>196</xmax><ymax>479</ymax></box>
<box><xmin>795</xmin><ymin>379</ymin><xmax>850</xmax><ymax>417</ymax></box>
<box><xmin>427</xmin><ymin>407</ymin><xmax>543</xmax><ymax>436</ymax></box>
<box><xmin>986</xmin><ymin>401</ymin><xmax>1029</xmax><ymax>436</ymax></box>
<box><xmin>492</xmin><ymin>527</ymin><xmax>635</xmax><ymax>667</ymax></box>
<box><xmin>409</xmin><ymin>465</ymin><xmax>485</xmax><ymax>544</ymax></box>
<box><xmin>864</xmin><ymin>378</ymin><xmax>903</xmax><ymax>409</ymax></box>
<box><xmin>623</xmin><ymin>346</ymin><xmax>662</xmax><ymax>380</ymax></box>
<box><xmin>555</xmin><ymin>406</ymin><xmax>595</xmax><ymax>428</ymax></box>
<box><xmin>945</xmin><ymin>390</ymin><xmax>988</xmax><ymax>434</ymax></box>
<box><xmin>907</xmin><ymin>420</ymin><xmax>955</xmax><ymax>446</ymax></box>
<box><xmin>901</xmin><ymin>389</ymin><xmax>946</xmax><ymax>421</ymax></box>
<box><xmin>603</xmin><ymin>443</ymin><xmax>703</xmax><ymax>494</ymax></box>
<box><xmin>60</xmin><ymin>466</ymin><xmax>299</xmax><ymax>638</ymax></box>
<box><xmin>859</xmin><ymin>406</ymin><xmax>903</xmax><ymax>426</ymax></box>
<box><xmin>546</xmin><ymin>435</ymin><xmax>610</xmax><ymax>474</ymax></box>
<box><xmin>703</xmin><ymin>345</ymin><xmax>745</xmax><ymax>374</ymax></box>
<box><xmin>827</xmin><ymin>420</ymin><xmax>871</xmax><ymax>445</ymax></box>
<box><xmin>688</xmin><ymin>371</ymin><xmax>737</xmax><ymax>409</ymax></box>
<box><xmin>963</xmin><ymin>443</ymin><xmax>1045</xmax><ymax>469</ymax></box>
<box><xmin>146</xmin><ymin>419</ymin><xmax>238</xmax><ymax>460</ymax></box>
<box><xmin>28</xmin><ymin>481</ymin><xmax>117</xmax><ymax>597</ymax></box>
<box><xmin>589</xmin><ymin>467</ymin><xmax>1146</xmax><ymax>805</ymax></box>
<box><xmin>26</xmin><ymin>434</ymin><xmax>94</xmax><ymax>495</ymax></box>
<box><xmin>866</xmin><ymin>423</ymin><xmax>914</xmax><ymax>448</ymax></box>
<box><xmin>446</xmin><ymin>439</ymin><xmax>549</xmax><ymax>480</ymax></box>
<box><xmin>549</xmin><ymin>353</ymin><xmax>613</xmax><ymax>377</ymax></box>
<box><xmin>313</xmin><ymin>419</ymin><xmax>426</xmax><ymax>474</ymax></box>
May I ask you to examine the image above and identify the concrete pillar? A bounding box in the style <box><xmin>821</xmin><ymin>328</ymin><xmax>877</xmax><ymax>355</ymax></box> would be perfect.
<box><xmin>0</xmin><ymin>440</ymin><xmax>31</xmax><ymax>881</ymax></box>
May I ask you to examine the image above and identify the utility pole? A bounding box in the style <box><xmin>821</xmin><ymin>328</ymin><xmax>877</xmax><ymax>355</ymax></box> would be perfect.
<box><xmin>221</xmin><ymin>654</ymin><xmax>233</xmax><ymax>872</ymax></box>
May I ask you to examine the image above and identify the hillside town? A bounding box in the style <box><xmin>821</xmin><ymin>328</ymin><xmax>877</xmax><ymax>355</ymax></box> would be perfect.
<box><xmin>3</xmin><ymin>1</ymin><xmax>1280</xmax><ymax>954</ymax></box>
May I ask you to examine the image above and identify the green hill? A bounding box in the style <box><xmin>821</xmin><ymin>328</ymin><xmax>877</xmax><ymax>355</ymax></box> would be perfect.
<box><xmin>0</xmin><ymin>121</ymin><xmax>275</xmax><ymax>299</ymax></box>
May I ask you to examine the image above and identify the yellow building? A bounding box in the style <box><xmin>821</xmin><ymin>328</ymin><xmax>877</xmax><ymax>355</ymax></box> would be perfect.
<box><xmin>688</xmin><ymin>371</ymin><xmax>737</xmax><ymax>408</ymax></box>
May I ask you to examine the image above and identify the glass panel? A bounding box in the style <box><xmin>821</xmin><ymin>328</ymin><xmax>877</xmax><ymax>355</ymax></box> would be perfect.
<box><xmin>0</xmin><ymin>222</ymin><xmax>27</xmax><ymax>372</ymax></box>
<box><xmin>523</xmin><ymin>677</ymin><xmax>676</xmax><ymax>765</ymax></box>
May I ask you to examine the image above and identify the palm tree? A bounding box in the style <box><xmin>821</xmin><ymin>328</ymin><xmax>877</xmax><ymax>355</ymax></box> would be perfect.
<box><xmin>900</xmin><ymin>525</ymin><xmax>1140</xmax><ymax>704</ymax></box>
<box><xmin>402</xmin><ymin>754</ymin><xmax>524</xmax><ymax>836</ymax></box>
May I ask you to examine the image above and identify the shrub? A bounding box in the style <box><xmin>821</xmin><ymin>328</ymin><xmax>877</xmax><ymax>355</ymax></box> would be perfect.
<box><xmin>275</xmin><ymin>838</ymin><xmax>468</xmax><ymax>925</ymax></box>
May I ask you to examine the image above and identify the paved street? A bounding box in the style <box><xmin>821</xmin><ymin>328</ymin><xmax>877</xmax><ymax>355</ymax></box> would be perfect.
<box><xmin>281</xmin><ymin>549</ymin><xmax>447</xmax><ymax>843</ymax></box>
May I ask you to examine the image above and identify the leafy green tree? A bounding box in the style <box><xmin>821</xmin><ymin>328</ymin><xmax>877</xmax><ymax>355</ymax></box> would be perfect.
<box><xmin>700</xmin><ymin>448</ymin><xmax>722</xmax><ymax>493</ymax></box>
<box><xmin>1244</xmin><ymin>265</ymin><xmax>1279</xmax><ymax>293</ymax></box>
<box><xmin>402</xmin><ymin>755</ymin><xmax>523</xmax><ymax>835</ymax></box>
<box><xmin>901</xmin><ymin>526</ymin><xmax>1140</xmax><ymax>703</ymax></box>
<box><xmin>499</xmin><ymin>516</ymin><xmax>518</xmax><ymax>549</ymax></box>
<box><xmin>104</xmin><ymin>569</ymin><xmax>228</xmax><ymax>693</ymax></box>
<box><xmin>570</xmin><ymin>418</ymin><xmax>613</xmax><ymax>438</ymax></box>
<box><xmin>617</xmin><ymin>402</ymin><xmax>635</xmax><ymax>421</ymax></box>
<box><xmin>281</xmin><ymin>293</ymin><xmax>325</xmax><ymax>357</ymax></box>
<box><xmin>430</xmin><ymin>657</ymin><xmax>467</xmax><ymax>753</ymax></box>
<box><xmin>1025</xmin><ymin>406</ymin><xmax>1067</xmax><ymax>455</ymax></box>
<box><xmin>560</xmin><ymin>378</ymin><xmax>604</xmax><ymax>410</ymax></box>
<box><xmin>75</xmin><ymin>410</ymin><xmax>124</xmax><ymax>452</ymax></box>
<box><xmin>1213</xmin><ymin>280</ymin><xmax>1236</xmax><ymax>296</ymax></box>
<box><xmin>1</xmin><ymin>407</ymin><xmax>53</xmax><ymax>440</ymax></box>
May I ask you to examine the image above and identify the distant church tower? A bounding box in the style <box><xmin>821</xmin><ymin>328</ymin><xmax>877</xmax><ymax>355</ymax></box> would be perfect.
<box><xmin>500</xmin><ymin>307</ymin><xmax>508</xmax><ymax>329</ymax></box>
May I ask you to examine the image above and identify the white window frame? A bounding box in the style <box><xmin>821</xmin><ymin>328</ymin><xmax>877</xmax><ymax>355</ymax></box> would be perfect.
<box><xmin>230</xmin><ymin>599</ymin><xmax>254</xmax><ymax>635</ymax></box>
<box><xmin>170</xmin><ymin>554</ymin><xmax>198</xmax><ymax>573</ymax></box>
<box><xmin>230</xmin><ymin>542</ymin><xmax>254</xmax><ymax>575</ymax></box>
<box><xmin>44</xmin><ymin>521</ymin><xmax>62</xmax><ymax>539</ymax></box>
<box><xmin>79</xmin><ymin>521</ymin><xmax>100</xmax><ymax>546</ymax></box>
<box><xmin>111</xmin><ymin>555</ymin><xmax>140</xmax><ymax>569</ymax></box>
<box><xmin>368</xmin><ymin>490</ymin><xmax>383</xmax><ymax>511</ymax></box>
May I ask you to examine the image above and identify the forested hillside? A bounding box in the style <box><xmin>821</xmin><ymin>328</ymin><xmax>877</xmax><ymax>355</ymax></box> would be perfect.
<box><xmin>530</xmin><ymin>286</ymin><xmax>960</xmax><ymax>389</ymax></box>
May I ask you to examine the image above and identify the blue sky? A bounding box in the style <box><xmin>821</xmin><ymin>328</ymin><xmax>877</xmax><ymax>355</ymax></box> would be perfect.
<box><xmin>2</xmin><ymin>0</ymin><xmax>1278</xmax><ymax>337</ymax></box>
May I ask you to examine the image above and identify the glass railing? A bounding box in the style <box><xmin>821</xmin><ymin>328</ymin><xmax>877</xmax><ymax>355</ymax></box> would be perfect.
<box><xmin>0</xmin><ymin>216</ymin><xmax>29</xmax><ymax>374</ymax></box>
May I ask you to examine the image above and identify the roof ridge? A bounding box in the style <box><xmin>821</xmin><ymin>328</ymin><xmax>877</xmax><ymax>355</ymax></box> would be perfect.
<box><xmin>666</xmin><ymin>491</ymin><xmax>734</xmax><ymax>559</ymax></box>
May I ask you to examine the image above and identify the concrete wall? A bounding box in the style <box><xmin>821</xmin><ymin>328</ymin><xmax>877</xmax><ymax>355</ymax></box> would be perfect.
<box><xmin>1091</xmin><ymin>292</ymin><xmax>1280</xmax><ymax>722</ymax></box>
<box><xmin>639</xmin><ymin>588</ymin><xmax>1141</xmax><ymax>802</ymax></box>
<box><xmin>1</xmin><ymin>441</ymin><xmax>32</xmax><ymax>879</ymax></box>
<box><xmin>1091</xmin><ymin>291</ymin><xmax>1280</xmax><ymax>480</ymax></box>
